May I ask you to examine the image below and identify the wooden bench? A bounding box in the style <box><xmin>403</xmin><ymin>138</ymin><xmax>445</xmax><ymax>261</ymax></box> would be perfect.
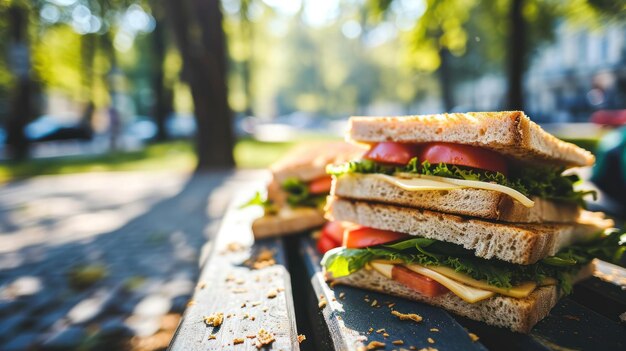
<box><xmin>169</xmin><ymin>188</ymin><xmax>626</xmax><ymax>350</ymax></box>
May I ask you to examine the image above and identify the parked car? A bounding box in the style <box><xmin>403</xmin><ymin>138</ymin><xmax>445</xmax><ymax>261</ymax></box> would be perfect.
<box><xmin>25</xmin><ymin>115</ymin><xmax>92</xmax><ymax>142</ymax></box>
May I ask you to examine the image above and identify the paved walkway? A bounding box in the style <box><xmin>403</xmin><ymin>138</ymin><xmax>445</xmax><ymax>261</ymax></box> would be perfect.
<box><xmin>0</xmin><ymin>170</ymin><xmax>266</xmax><ymax>350</ymax></box>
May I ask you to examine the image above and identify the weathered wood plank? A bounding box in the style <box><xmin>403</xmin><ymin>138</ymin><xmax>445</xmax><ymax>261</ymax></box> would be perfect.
<box><xmin>168</xmin><ymin>191</ymin><xmax>300</xmax><ymax>351</ymax></box>
<box><xmin>299</xmin><ymin>237</ymin><xmax>488</xmax><ymax>351</ymax></box>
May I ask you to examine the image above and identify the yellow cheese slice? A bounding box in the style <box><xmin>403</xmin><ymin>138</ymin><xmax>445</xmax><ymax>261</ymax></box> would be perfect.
<box><xmin>380</xmin><ymin>173</ymin><xmax>535</xmax><ymax>208</ymax></box>
<box><xmin>370</xmin><ymin>261</ymin><xmax>393</xmax><ymax>279</ymax></box>
<box><xmin>428</xmin><ymin>266</ymin><xmax>537</xmax><ymax>298</ymax></box>
<box><xmin>404</xmin><ymin>264</ymin><xmax>495</xmax><ymax>303</ymax></box>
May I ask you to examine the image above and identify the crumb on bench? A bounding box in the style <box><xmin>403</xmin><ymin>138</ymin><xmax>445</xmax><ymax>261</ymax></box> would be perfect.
<box><xmin>203</xmin><ymin>312</ymin><xmax>224</xmax><ymax>327</ymax></box>
<box><xmin>255</xmin><ymin>328</ymin><xmax>275</xmax><ymax>349</ymax></box>
<box><xmin>391</xmin><ymin>310</ymin><xmax>423</xmax><ymax>323</ymax></box>
<box><xmin>298</xmin><ymin>334</ymin><xmax>306</xmax><ymax>343</ymax></box>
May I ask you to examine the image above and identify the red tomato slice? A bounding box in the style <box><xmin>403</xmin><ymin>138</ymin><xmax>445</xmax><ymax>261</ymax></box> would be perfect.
<box><xmin>321</xmin><ymin>221</ymin><xmax>344</xmax><ymax>245</ymax></box>
<box><xmin>418</xmin><ymin>142</ymin><xmax>508</xmax><ymax>175</ymax></box>
<box><xmin>344</xmin><ymin>227</ymin><xmax>410</xmax><ymax>248</ymax></box>
<box><xmin>309</xmin><ymin>176</ymin><xmax>333</xmax><ymax>194</ymax></box>
<box><xmin>392</xmin><ymin>265</ymin><xmax>449</xmax><ymax>297</ymax></box>
<box><xmin>363</xmin><ymin>142</ymin><xmax>421</xmax><ymax>165</ymax></box>
<box><xmin>317</xmin><ymin>235</ymin><xmax>339</xmax><ymax>254</ymax></box>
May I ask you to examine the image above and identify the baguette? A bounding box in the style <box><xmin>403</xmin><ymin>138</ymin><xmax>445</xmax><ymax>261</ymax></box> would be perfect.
<box><xmin>348</xmin><ymin>111</ymin><xmax>594</xmax><ymax>167</ymax></box>
<box><xmin>252</xmin><ymin>207</ymin><xmax>325</xmax><ymax>239</ymax></box>
<box><xmin>326</xmin><ymin>197</ymin><xmax>613</xmax><ymax>264</ymax></box>
<box><xmin>330</xmin><ymin>263</ymin><xmax>594</xmax><ymax>333</ymax></box>
<box><xmin>333</xmin><ymin>173</ymin><xmax>580</xmax><ymax>223</ymax></box>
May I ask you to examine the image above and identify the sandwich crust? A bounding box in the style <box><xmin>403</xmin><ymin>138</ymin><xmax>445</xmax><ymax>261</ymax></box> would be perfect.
<box><xmin>331</xmin><ymin>263</ymin><xmax>594</xmax><ymax>333</ymax></box>
<box><xmin>333</xmin><ymin>173</ymin><xmax>580</xmax><ymax>223</ymax></box>
<box><xmin>348</xmin><ymin>111</ymin><xmax>594</xmax><ymax>167</ymax></box>
<box><xmin>326</xmin><ymin>197</ymin><xmax>612</xmax><ymax>265</ymax></box>
<box><xmin>252</xmin><ymin>207</ymin><xmax>325</xmax><ymax>239</ymax></box>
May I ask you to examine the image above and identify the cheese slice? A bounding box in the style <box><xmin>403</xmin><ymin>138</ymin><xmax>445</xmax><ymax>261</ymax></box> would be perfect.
<box><xmin>428</xmin><ymin>266</ymin><xmax>537</xmax><ymax>298</ymax></box>
<box><xmin>370</xmin><ymin>261</ymin><xmax>393</xmax><ymax>279</ymax></box>
<box><xmin>404</xmin><ymin>264</ymin><xmax>495</xmax><ymax>303</ymax></box>
<box><xmin>373</xmin><ymin>173</ymin><xmax>535</xmax><ymax>208</ymax></box>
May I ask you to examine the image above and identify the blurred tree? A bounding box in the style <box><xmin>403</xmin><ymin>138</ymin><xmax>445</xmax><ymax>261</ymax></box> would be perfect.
<box><xmin>150</xmin><ymin>1</ymin><xmax>173</xmax><ymax>141</ymax></box>
<box><xmin>5</xmin><ymin>1</ymin><xmax>34</xmax><ymax>160</ymax></box>
<box><xmin>165</xmin><ymin>0</ymin><xmax>234</xmax><ymax>169</ymax></box>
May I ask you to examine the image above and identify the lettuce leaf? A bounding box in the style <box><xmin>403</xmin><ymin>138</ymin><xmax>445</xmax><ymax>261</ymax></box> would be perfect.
<box><xmin>322</xmin><ymin>230</ymin><xmax>625</xmax><ymax>294</ymax></box>
<box><xmin>327</xmin><ymin>158</ymin><xmax>595</xmax><ymax>207</ymax></box>
<box><xmin>239</xmin><ymin>191</ymin><xmax>278</xmax><ymax>215</ymax></box>
<box><xmin>281</xmin><ymin>178</ymin><xmax>326</xmax><ymax>208</ymax></box>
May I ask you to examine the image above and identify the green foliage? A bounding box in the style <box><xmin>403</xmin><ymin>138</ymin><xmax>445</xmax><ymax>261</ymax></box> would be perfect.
<box><xmin>322</xmin><ymin>230</ymin><xmax>625</xmax><ymax>294</ymax></box>
<box><xmin>239</xmin><ymin>191</ymin><xmax>278</xmax><ymax>215</ymax></box>
<box><xmin>327</xmin><ymin>157</ymin><xmax>595</xmax><ymax>206</ymax></box>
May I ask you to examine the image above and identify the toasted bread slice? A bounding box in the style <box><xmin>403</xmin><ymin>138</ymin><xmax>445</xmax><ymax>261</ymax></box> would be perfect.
<box><xmin>348</xmin><ymin>111</ymin><xmax>594</xmax><ymax>167</ymax></box>
<box><xmin>330</xmin><ymin>263</ymin><xmax>594</xmax><ymax>333</ymax></box>
<box><xmin>326</xmin><ymin>197</ymin><xmax>613</xmax><ymax>265</ymax></box>
<box><xmin>334</xmin><ymin>173</ymin><xmax>580</xmax><ymax>223</ymax></box>
<box><xmin>270</xmin><ymin>142</ymin><xmax>365</xmax><ymax>184</ymax></box>
<box><xmin>252</xmin><ymin>207</ymin><xmax>325</xmax><ymax>239</ymax></box>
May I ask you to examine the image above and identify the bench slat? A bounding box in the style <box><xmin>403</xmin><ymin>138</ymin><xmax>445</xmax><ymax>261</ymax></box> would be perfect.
<box><xmin>168</xmin><ymin>195</ymin><xmax>300</xmax><ymax>351</ymax></box>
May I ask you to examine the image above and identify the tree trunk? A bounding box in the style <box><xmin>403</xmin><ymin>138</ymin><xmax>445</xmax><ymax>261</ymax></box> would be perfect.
<box><xmin>438</xmin><ymin>46</ymin><xmax>454</xmax><ymax>112</ymax></box>
<box><xmin>6</xmin><ymin>5</ymin><xmax>31</xmax><ymax>161</ymax></box>
<box><xmin>507</xmin><ymin>0</ymin><xmax>525</xmax><ymax>110</ymax></box>
<box><xmin>241</xmin><ymin>19</ymin><xmax>254</xmax><ymax>117</ymax></box>
<box><xmin>151</xmin><ymin>12</ymin><xmax>172</xmax><ymax>141</ymax></box>
<box><xmin>165</xmin><ymin>0</ymin><xmax>235</xmax><ymax>169</ymax></box>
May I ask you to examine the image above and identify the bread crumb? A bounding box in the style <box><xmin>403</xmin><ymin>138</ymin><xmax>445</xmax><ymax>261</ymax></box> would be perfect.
<box><xmin>262</xmin><ymin>307</ymin><xmax>269</xmax><ymax>312</ymax></box>
<box><xmin>298</xmin><ymin>334</ymin><xmax>306</xmax><ymax>343</ymax></box>
<box><xmin>251</xmin><ymin>301</ymin><xmax>262</xmax><ymax>307</ymax></box>
<box><xmin>365</xmin><ymin>341</ymin><xmax>386</xmax><ymax>350</ymax></box>
<box><xmin>241</xmin><ymin>303</ymin><xmax>246</xmax><ymax>308</ymax></box>
<box><xmin>391</xmin><ymin>310</ymin><xmax>422</xmax><ymax>323</ymax></box>
<box><xmin>388</xmin><ymin>303</ymin><xmax>396</xmax><ymax>308</ymax></box>
<box><xmin>430</xmin><ymin>328</ymin><xmax>439</xmax><ymax>332</ymax></box>
<box><xmin>208</xmin><ymin>334</ymin><xmax>216</xmax><ymax>340</ymax></box>
<box><xmin>376</xmin><ymin>328</ymin><xmax>385</xmax><ymax>333</ymax></box>
<box><xmin>225</xmin><ymin>242</ymin><xmax>245</xmax><ymax>253</ymax></box>
<box><xmin>318</xmin><ymin>298</ymin><xmax>327</xmax><ymax>309</ymax></box>
<box><xmin>197</xmin><ymin>281</ymin><xmax>206</xmax><ymax>289</ymax></box>
<box><xmin>427</xmin><ymin>337</ymin><xmax>435</xmax><ymax>344</ymax></box>
<box><xmin>233</xmin><ymin>288</ymin><xmax>247</xmax><ymax>293</ymax></box>
<box><xmin>186</xmin><ymin>300</ymin><xmax>196</xmax><ymax>307</ymax></box>
<box><xmin>267</xmin><ymin>289</ymin><xmax>278</xmax><ymax>298</ymax></box>
<box><xmin>249</xmin><ymin>248</ymin><xmax>276</xmax><ymax>270</ymax></box>
<box><xmin>383</xmin><ymin>333</ymin><xmax>389</xmax><ymax>337</ymax></box>
<box><xmin>468</xmin><ymin>332</ymin><xmax>479</xmax><ymax>342</ymax></box>
<box><xmin>235</xmin><ymin>278</ymin><xmax>245</xmax><ymax>285</ymax></box>
<box><xmin>417</xmin><ymin>348</ymin><xmax>437</xmax><ymax>351</ymax></box>
<box><xmin>255</xmin><ymin>328</ymin><xmax>275</xmax><ymax>349</ymax></box>
<box><xmin>203</xmin><ymin>312</ymin><xmax>224</xmax><ymax>327</ymax></box>
<box><xmin>368</xmin><ymin>327</ymin><xmax>374</xmax><ymax>333</ymax></box>
<box><xmin>371</xmin><ymin>299</ymin><xmax>378</xmax><ymax>307</ymax></box>
<box><xmin>339</xmin><ymin>292</ymin><xmax>346</xmax><ymax>299</ymax></box>
<box><xmin>250</xmin><ymin>316</ymin><xmax>255</xmax><ymax>321</ymax></box>
<box><xmin>233</xmin><ymin>338</ymin><xmax>244</xmax><ymax>345</ymax></box>
<box><xmin>392</xmin><ymin>340</ymin><xmax>404</xmax><ymax>345</ymax></box>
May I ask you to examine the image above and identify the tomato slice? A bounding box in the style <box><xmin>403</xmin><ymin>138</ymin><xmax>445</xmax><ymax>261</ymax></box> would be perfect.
<box><xmin>418</xmin><ymin>142</ymin><xmax>508</xmax><ymax>175</ymax></box>
<box><xmin>344</xmin><ymin>227</ymin><xmax>410</xmax><ymax>248</ymax></box>
<box><xmin>392</xmin><ymin>265</ymin><xmax>449</xmax><ymax>297</ymax></box>
<box><xmin>363</xmin><ymin>142</ymin><xmax>421</xmax><ymax>165</ymax></box>
<box><xmin>317</xmin><ymin>235</ymin><xmax>339</xmax><ymax>254</ymax></box>
<box><xmin>321</xmin><ymin>221</ymin><xmax>344</xmax><ymax>244</ymax></box>
<box><xmin>309</xmin><ymin>176</ymin><xmax>333</xmax><ymax>194</ymax></box>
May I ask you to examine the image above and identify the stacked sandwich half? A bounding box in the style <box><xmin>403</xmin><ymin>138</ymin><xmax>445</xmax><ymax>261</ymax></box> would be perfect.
<box><xmin>322</xmin><ymin>111</ymin><xmax>621</xmax><ymax>333</ymax></box>
<box><xmin>249</xmin><ymin>142</ymin><xmax>364</xmax><ymax>238</ymax></box>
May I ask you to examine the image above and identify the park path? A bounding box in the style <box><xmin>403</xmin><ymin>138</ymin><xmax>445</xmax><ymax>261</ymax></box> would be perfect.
<box><xmin>0</xmin><ymin>170</ymin><xmax>266</xmax><ymax>350</ymax></box>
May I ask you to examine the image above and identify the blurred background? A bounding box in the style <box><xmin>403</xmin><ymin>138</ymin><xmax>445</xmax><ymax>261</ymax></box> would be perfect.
<box><xmin>0</xmin><ymin>1</ymin><xmax>625</xmax><ymax>350</ymax></box>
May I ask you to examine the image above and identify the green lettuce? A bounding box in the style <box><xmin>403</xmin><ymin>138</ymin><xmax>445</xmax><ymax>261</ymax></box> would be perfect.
<box><xmin>321</xmin><ymin>230</ymin><xmax>625</xmax><ymax>295</ymax></box>
<box><xmin>281</xmin><ymin>178</ymin><xmax>327</xmax><ymax>208</ymax></box>
<box><xmin>239</xmin><ymin>191</ymin><xmax>278</xmax><ymax>215</ymax></box>
<box><xmin>327</xmin><ymin>158</ymin><xmax>596</xmax><ymax>207</ymax></box>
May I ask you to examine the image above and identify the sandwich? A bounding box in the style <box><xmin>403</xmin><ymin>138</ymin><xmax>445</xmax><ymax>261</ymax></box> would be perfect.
<box><xmin>321</xmin><ymin>111</ymin><xmax>624</xmax><ymax>333</ymax></box>
<box><xmin>246</xmin><ymin>141</ymin><xmax>365</xmax><ymax>239</ymax></box>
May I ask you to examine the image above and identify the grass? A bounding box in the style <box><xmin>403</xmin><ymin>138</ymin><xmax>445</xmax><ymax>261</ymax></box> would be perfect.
<box><xmin>0</xmin><ymin>136</ymin><xmax>340</xmax><ymax>183</ymax></box>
